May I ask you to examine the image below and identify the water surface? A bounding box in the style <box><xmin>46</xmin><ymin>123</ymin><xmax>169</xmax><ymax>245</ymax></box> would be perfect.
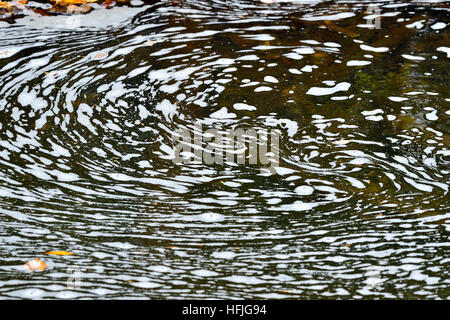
<box><xmin>0</xmin><ymin>0</ymin><xmax>449</xmax><ymax>299</ymax></box>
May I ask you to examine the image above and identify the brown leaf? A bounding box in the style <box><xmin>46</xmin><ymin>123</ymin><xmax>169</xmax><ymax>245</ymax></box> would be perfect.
<box><xmin>25</xmin><ymin>258</ymin><xmax>47</xmax><ymax>271</ymax></box>
<box><xmin>92</xmin><ymin>51</ymin><xmax>108</xmax><ymax>60</ymax></box>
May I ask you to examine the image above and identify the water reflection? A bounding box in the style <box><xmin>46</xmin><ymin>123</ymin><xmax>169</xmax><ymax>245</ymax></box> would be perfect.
<box><xmin>0</xmin><ymin>0</ymin><xmax>448</xmax><ymax>299</ymax></box>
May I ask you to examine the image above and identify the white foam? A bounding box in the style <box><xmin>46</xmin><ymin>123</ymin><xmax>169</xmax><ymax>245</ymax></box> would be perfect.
<box><xmin>388</xmin><ymin>96</ymin><xmax>409</xmax><ymax>102</ymax></box>
<box><xmin>295</xmin><ymin>185</ymin><xmax>315</xmax><ymax>195</ymax></box>
<box><xmin>212</xmin><ymin>251</ymin><xmax>236</xmax><ymax>259</ymax></box>
<box><xmin>237</xmin><ymin>54</ymin><xmax>259</xmax><ymax>61</ymax></box>
<box><xmin>293</xmin><ymin>47</ymin><xmax>315</xmax><ymax>54</ymax></box>
<box><xmin>365</xmin><ymin>115</ymin><xmax>384</xmax><ymax>121</ymax></box>
<box><xmin>402</xmin><ymin>54</ymin><xmax>425</xmax><ymax>61</ymax></box>
<box><xmin>301</xmin><ymin>12</ymin><xmax>355</xmax><ymax>21</ymax></box>
<box><xmin>361</xmin><ymin>109</ymin><xmax>383</xmax><ymax>116</ymax></box>
<box><xmin>425</xmin><ymin>110</ymin><xmax>438</xmax><ymax>121</ymax></box>
<box><xmin>127</xmin><ymin>66</ymin><xmax>150</xmax><ymax>78</ymax></box>
<box><xmin>264</xmin><ymin>117</ymin><xmax>298</xmax><ymax>137</ymax></box>
<box><xmin>301</xmin><ymin>65</ymin><xmax>318</xmax><ymax>72</ymax></box>
<box><xmin>324</xmin><ymin>42</ymin><xmax>341</xmax><ymax>48</ymax></box>
<box><xmin>131</xmin><ymin>281</ymin><xmax>161</xmax><ymax>289</ymax></box>
<box><xmin>16</xmin><ymin>6</ymin><xmax>149</xmax><ymax>29</ymax></box>
<box><xmin>306</xmin><ymin>82</ymin><xmax>351</xmax><ymax>96</ymax></box>
<box><xmin>437</xmin><ymin>47</ymin><xmax>450</xmax><ymax>58</ymax></box>
<box><xmin>289</xmin><ymin>68</ymin><xmax>302</xmax><ymax>74</ymax></box>
<box><xmin>210</xmin><ymin>107</ymin><xmax>236</xmax><ymax>119</ymax></box>
<box><xmin>0</xmin><ymin>47</ymin><xmax>24</xmax><ymax>59</ymax></box>
<box><xmin>77</xmin><ymin>103</ymin><xmax>97</xmax><ymax>135</ymax></box>
<box><xmin>241</xmin><ymin>34</ymin><xmax>275</xmax><ymax>41</ymax></box>
<box><xmin>431</xmin><ymin>22</ymin><xmax>446</xmax><ymax>30</ymax></box>
<box><xmin>301</xmin><ymin>40</ymin><xmax>321</xmax><ymax>45</ymax></box>
<box><xmin>283</xmin><ymin>52</ymin><xmax>303</xmax><ymax>60</ymax></box>
<box><xmin>254</xmin><ymin>86</ymin><xmax>273</xmax><ymax>92</ymax></box>
<box><xmin>264</xmin><ymin>76</ymin><xmax>279</xmax><ymax>83</ymax></box>
<box><xmin>404</xmin><ymin>177</ymin><xmax>433</xmax><ymax>192</ymax></box>
<box><xmin>233</xmin><ymin>103</ymin><xmax>256</xmax><ymax>111</ymax></box>
<box><xmin>360</xmin><ymin>44</ymin><xmax>389</xmax><ymax>53</ymax></box>
<box><xmin>196</xmin><ymin>212</ymin><xmax>225</xmax><ymax>223</ymax></box>
<box><xmin>191</xmin><ymin>269</ymin><xmax>219</xmax><ymax>277</ymax></box>
<box><xmin>222</xmin><ymin>275</ymin><xmax>265</xmax><ymax>285</ymax></box>
<box><xmin>272</xmin><ymin>200</ymin><xmax>320</xmax><ymax>212</ymax></box>
<box><xmin>347</xmin><ymin>60</ymin><xmax>371</xmax><ymax>66</ymax></box>
<box><xmin>156</xmin><ymin>99</ymin><xmax>178</xmax><ymax>121</ymax></box>
<box><xmin>406</xmin><ymin>20</ymin><xmax>425</xmax><ymax>29</ymax></box>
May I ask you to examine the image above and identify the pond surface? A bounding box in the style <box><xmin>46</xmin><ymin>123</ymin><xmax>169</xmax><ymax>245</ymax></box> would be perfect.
<box><xmin>0</xmin><ymin>0</ymin><xmax>449</xmax><ymax>299</ymax></box>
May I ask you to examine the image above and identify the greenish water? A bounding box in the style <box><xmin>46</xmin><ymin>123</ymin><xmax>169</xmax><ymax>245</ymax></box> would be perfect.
<box><xmin>0</xmin><ymin>0</ymin><xmax>448</xmax><ymax>299</ymax></box>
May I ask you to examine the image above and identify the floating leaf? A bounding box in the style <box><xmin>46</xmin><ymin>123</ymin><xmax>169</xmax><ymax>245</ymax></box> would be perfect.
<box><xmin>92</xmin><ymin>51</ymin><xmax>108</xmax><ymax>60</ymax></box>
<box><xmin>50</xmin><ymin>0</ymin><xmax>98</xmax><ymax>4</ymax></box>
<box><xmin>333</xmin><ymin>140</ymin><xmax>350</xmax><ymax>145</ymax></box>
<box><xmin>67</xmin><ymin>4</ymin><xmax>91</xmax><ymax>14</ymax></box>
<box><xmin>25</xmin><ymin>258</ymin><xmax>47</xmax><ymax>271</ymax></box>
<box><xmin>278</xmin><ymin>290</ymin><xmax>292</xmax><ymax>294</ymax></box>
<box><xmin>0</xmin><ymin>1</ymin><xmax>27</xmax><ymax>9</ymax></box>
<box><xmin>46</xmin><ymin>251</ymin><xmax>73</xmax><ymax>256</ymax></box>
<box><xmin>0</xmin><ymin>50</ymin><xmax>11</xmax><ymax>57</ymax></box>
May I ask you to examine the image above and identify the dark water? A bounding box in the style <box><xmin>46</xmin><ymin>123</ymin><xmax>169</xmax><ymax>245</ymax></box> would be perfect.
<box><xmin>0</xmin><ymin>0</ymin><xmax>449</xmax><ymax>299</ymax></box>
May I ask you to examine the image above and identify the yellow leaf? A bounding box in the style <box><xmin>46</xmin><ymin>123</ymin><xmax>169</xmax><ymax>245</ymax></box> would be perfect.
<box><xmin>46</xmin><ymin>251</ymin><xmax>73</xmax><ymax>256</ymax></box>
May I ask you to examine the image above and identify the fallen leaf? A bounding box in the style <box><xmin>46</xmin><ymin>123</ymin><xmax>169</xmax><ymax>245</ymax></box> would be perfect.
<box><xmin>92</xmin><ymin>51</ymin><xmax>108</xmax><ymax>60</ymax></box>
<box><xmin>25</xmin><ymin>258</ymin><xmax>47</xmax><ymax>271</ymax></box>
<box><xmin>46</xmin><ymin>251</ymin><xmax>73</xmax><ymax>256</ymax></box>
<box><xmin>278</xmin><ymin>290</ymin><xmax>292</xmax><ymax>294</ymax></box>
<box><xmin>145</xmin><ymin>40</ymin><xmax>157</xmax><ymax>46</ymax></box>
<box><xmin>0</xmin><ymin>0</ymin><xmax>27</xmax><ymax>11</ymax></box>
<box><xmin>67</xmin><ymin>4</ymin><xmax>91</xmax><ymax>13</ymax></box>
<box><xmin>333</xmin><ymin>140</ymin><xmax>350</xmax><ymax>145</ymax></box>
<box><xmin>102</xmin><ymin>0</ymin><xmax>116</xmax><ymax>7</ymax></box>
<box><xmin>51</xmin><ymin>0</ymin><xmax>97</xmax><ymax>4</ymax></box>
